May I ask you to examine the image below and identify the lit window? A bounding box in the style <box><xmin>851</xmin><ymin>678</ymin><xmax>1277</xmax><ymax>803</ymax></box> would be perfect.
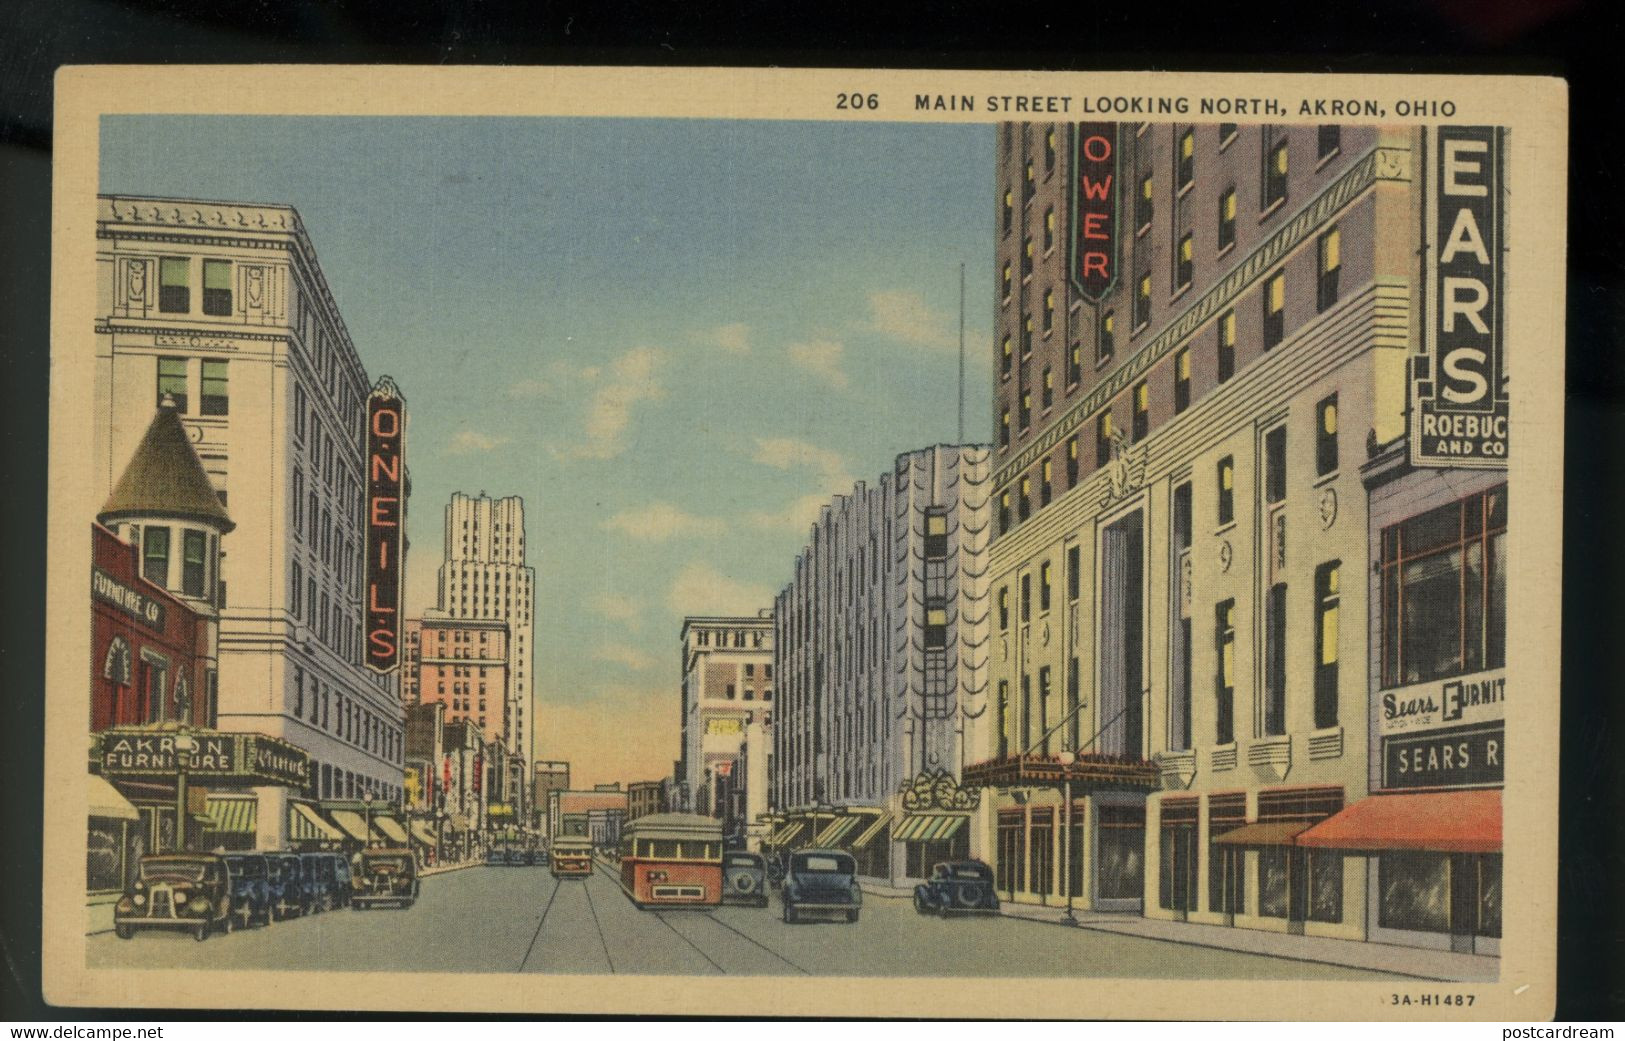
<box><xmin>1217</xmin><ymin>456</ymin><xmax>1234</xmax><ymax>525</ymax></box>
<box><xmin>1174</xmin><ymin>349</ymin><xmax>1191</xmax><ymax>413</ymax></box>
<box><xmin>1135</xmin><ymin>272</ymin><xmax>1152</xmax><ymax>328</ymax></box>
<box><xmin>1177</xmin><ymin>129</ymin><xmax>1195</xmax><ymax>189</ymax></box>
<box><xmin>1176</xmin><ymin>233</ymin><xmax>1194</xmax><ymax>289</ymax></box>
<box><xmin>1133</xmin><ymin>382</ymin><xmax>1149</xmax><ymax>442</ymax></box>
<box><xmin>1317</xmin><ymin>394</ymin><xmax>1339</xmax><ymax>475</ymax></box>
<box><xmin>1218</xmin><ymin>310</ymin><xmax>1236</xmax><ymax>382</ymax></box>
<box><xmin>1099</xmin><ymin>311</ymin><xmax>1115</xmax><ymax>362</ymax></box>
<box><xmin>1318</xmin><ymin>226</ymin><xmax>1342</xmax><ymax>311</ymax></box>
<box><xmin>1265</xmin><ymin>136</ymin><xmax>1289</xmax><ymax>208</ymax></box>
<box><xmin>1218</xmin><ymin>187</ymin><xmax>1237</xmax><ymax>250</ymax></box>
<box><xmin>1137</xmin><ymin>172</ymin><xmax>1154</xmax><ymax>230</ymax></box>
<box><xmin>1264</xmin><ymin>271</ymin><xmax>1286</xmax><ymax>349</ymax></box>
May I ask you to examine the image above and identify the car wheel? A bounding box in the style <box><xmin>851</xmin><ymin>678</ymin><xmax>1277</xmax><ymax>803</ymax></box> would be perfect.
<box><xmin>782</xmin><ymin>903</ymin><xmax>796</xmax><ymax>924</ymax></box>
<box><xmin>114</xmin><ymin>923</ymin><xmax>133</xmax><ymax>940</ymax></box>
<box><xmin>914</xmin><ymin>890</ymin><xmax>930</xmax><ymax>915</ymax></box>
<box><xmin>846</xmin><ymin>909</ymin><xmax>859</xmax><ymax>924</ymax></box>
<box><xmin>193</xmin><ymin>921</ymin><xmax>209</xmax><ymax>942</ymax></box>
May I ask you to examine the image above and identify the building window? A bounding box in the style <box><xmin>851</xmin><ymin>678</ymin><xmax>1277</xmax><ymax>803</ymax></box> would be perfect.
<box><xmin>1043</xmin><ymin>207</ymin><xmax>1056</xmax><ymax>252</ymax></box>
<box><xmin>999</xmin><ymin>491</ymin><xmax>1011</xmax><ymax>534</ymax></box>
<box><xmin>1024</xmin><ymin>159</ymin><xmax>1036</xmax><ymax>200</ymax></box>
<box><xmin>1096</xmin><ymin>411</ymin><xmax>1115</xmax><ymax>468</ymax></box>
<box><xmin>140</xmin><ymin>653</ymin><xmax>170</xmax><ymax>723</ymax></box>
<box><xmin>157</xmin><ymin>357</ymin><xmax>188</xmax><ymax>412</ymax></box>
<box><xmin>1218</xmin><ymin>187</ymin><xmax>1237</xmax><ymax>250</ymax></box>
<box><xmin>291</xmin><ymin>561</ymin><xmax>302</xmax><ymax>618</ymax></box>
<box><xmin>1266</xmin><ymin>425</ymin><xmax>1287</xmax><ymax>504</ymax></box>
<box><xmin>1019</xmin><ymin>391</ymin><xmax>1032</xmax><ymax>432</ymax></box>
<box><xmin>1023</xmin><ymin>313</ymin><xmax>1034</xmax><ymax>355</ymax></box>
<box><xmin>1217</xmin><ymin>456</ymin><xmax>1234</xmax><ymax>526</ymax></box>
<box><xmin>1002</xmin><ymin>262</ymin><xmax>1012</xmax><ymax>299</ymax></box>
<box><xmin>1317</xmin><ymin>226</ymin><xmax>1342</xmax><ymax>312</ymax></box>
<box><xmin>1380</xmin><ymin>486</ymin><xmax>1508</xmax><ymax>686</ymax></box>
<box><xmin>1099</xmin><ymin>311</ymin><xmax>1116</xmax><ymax>362</ymax></box>
<box><xmin>159</xmin><ymin>257</ymin><xmax>189</xmax><ymax>313</ymax></box>
<box><xmin>1215</xmin><ymin>599</ymin><xmax>1236</xmax><ymax>745</ymax></box>
<box><xmin>200</xmin><ymin>360</ymin><xmax>229</xmax><ymax>416</ymax></box>
<box><xmin>1171</xmin><ymin>482</ymin><xmax>1193</xmax><ymax>751</ymax></box>
<box><xmin>1037</xmin><ymin>666</ymin><xmax>1053</xmax><ymax>754</ymax></box>
<box><xmin>1377</xmin><ymin>852</ymin><xmax>1451</xmax><ymax>933</ymax></box>
<box><xmin>999</xmin><ymin>587</ymin><xmax>1010</xmax><ymax>630</ymax></box>
<box><xmin>1021</xmin><ymin>574</ymin><xmax>1031</xmax><ymax>624</ymax></box>
<box><xmin>142</xmin><ymin>526</ymin><xmax>169</xmax><ymax>586</ymax></box>
<box><xmin>1039</xmin><ymin>561</ymin><xmax>1052</xmax><ymax>613</ymax></box>
<box><xmin>202</xmin><ymin>259</ymin><xmax>232</xmax><ymax>316</ymax></box>
<box><xmin>1264</xmin><ymin>271</ymin><xmax>1286</xmax><ymax>349</ymax></box>
<box><xmin>1040</xmin><ymin>459</ymin><xmax>1052</xmax><ymax>507</ymax></box>
<box><xmin>1259</xmin><ymin>847</ymin><xmax>1290</xmax><ymax>918</ymax></box>
<box><xmin>1022</xmin><ymin>236</ymin><xmax>1034</xmax><ymax>277</ymax></box>
<box><xmin>1177</xmin><ymin>129</ymin><xmax>1195</xmax><ymax>190</ymax></box>
<box><xmin>997</xmin><ymin>681</ymin><xmax>1010</xmax><ymax>758</ymax></box>
<box><xmin>1044</xmin><ymin>126</ymin><xmax>1057</xmax><ymax>170</ymax></box>
<box><xmin>1001</xmin><ymin>335</ymin><xmax>1013</xmax><ymax>377</ymax></box>
<box><xmin>1315</xmin><ymin>560</ymin><xmax>1341</xmax><ymax>729</ymax></box>
<box><xmin>1265</xmin><ymin>135</ymin><xmax>1289</xmax><ymax>209</ymax></box>
<box><xmin>1068</xmin><ymin>341</ymin><xmax>1082</xmax><ymax>385</ymax></box>
<box><xmin>1066</xmin><ymin>437</ymin><xmax>1079</xmax><ymax>486</ymax></box>
<box><xmin>1317</xmin><ymin>394</ymin><xmax>1339</xmax><ymax>475</ymax></box>
<box><xmin>925</xmin><ymin>604</ymin><xmax>948</xmax><ymax>649</ymax></box>
<box><xmin>182</xmin><ymin>529</ymin><xmax>207</xmax><ymax>598</ymax></box>
<box><xmin>1317</xmin><ymin>124</ymin><xmax>1341</xmax><ymax>159</ymax></box>
<box><xmin>1042</xmin><ymin>367</ymin><xmax>1054</xmax><ymax>409</ymax></box>
<box><xmin>1043</xmin><ymin>288</ymin><xmax>1055</xmax><ymax>333</ymax></box>
<box><xmin>1176</xmin><ymin>233</ymin><xmax>1194</xmax><ymax>290</ymax></box>
<box><xmin>1134</xmin><ymin>272</ymin><xmax>1152</xmax><ymax>329</ymax></box>
<box><xmin>1021</xmin><ymin>673</ymin><xmax>1034</xmax><ymax>752</ymax></box>
<box><xmin>1002</xmin><ymin>187</ymin><xmax>1013</xmax><ymax>235</ymax></box>
<box><xmin>1132</xmin><ymin>382</ymin><xmax>1149</xmax><ymax>443</ymax></box>
<box><xmin>1000</xmin><ymin>409</ymin><xmax>1011</xmax><ymax>449</ymax></box>
<box><xmin>1018</xmin><ymin>477</ymin><xmax>1031</xmax><ymax>522</ymax></box>
<box><xmin>1219</xmin><ymin>122</ymin><xmax>1238</xmax><ymax>146</ymax></box>
<box><xmin>292</xmin><ymin>470</ymin><xmax>304</xmax><ymax>535</ymax></box>
<box><xmin>1263</xmin><ymin>582</ymin><xmax>1287</xmax><ymax>736</ymax></box>
<box><xmin>1137</xmin><ymin>172</ymin><xmax>1154</xmax><ymax>231</ymax></box>
<box><xmin>1174</xmin><ymin>349</ymin><xmax>1191</xmax><ymax>413</ymax></box>
<box><xmin>1218</xmin><ymin>310</ymin><xmax>1236</xmax><ymax>382</ymax></box>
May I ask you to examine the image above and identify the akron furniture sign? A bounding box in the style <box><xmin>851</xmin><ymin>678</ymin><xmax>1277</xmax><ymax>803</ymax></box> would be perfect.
<box><xmin>99</xmin><ymin>729</ymin><xmax>311</xmax><ymax>788</ymax></box>
<box><xmin>365</xmin><ymin>377</ymin><xmax>406</xmax><ymax>673</ymax></box>
<box><xmin>1410</xmin><ymin>125</ymin><xmax>1509</xmax><ymax>468</ymax></box>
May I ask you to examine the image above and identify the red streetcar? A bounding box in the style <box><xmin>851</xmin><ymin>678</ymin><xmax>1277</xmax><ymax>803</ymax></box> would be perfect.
<box><xmin>549</xmin><ymin>837</ymin><xmax>594</xmax><ymax>879</ymax></box>
<box><xmin>617</xmin><ymin>813</ymin><xmax>723</xmax><ymax>908</ymax></box>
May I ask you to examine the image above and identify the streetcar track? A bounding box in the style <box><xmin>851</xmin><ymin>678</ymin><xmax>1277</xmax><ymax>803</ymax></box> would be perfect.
<box><xmin>699</xmin><ymin>911</ymin><xmax>811</xmax><ymax>975</ymax></box>
<box><xmin>581</xmin><ymin>877</ymin><xmax>616</xmax><ymax>974</ymax></box>
<box><xmin>517</xmin><ymin>872</ymin><xmax>563</xmax><ymax>972</ymax></box>
<box><xmin>651</xmin><ymin>911</ymin><xmax>728</xmax><ymax>974</ymax></box>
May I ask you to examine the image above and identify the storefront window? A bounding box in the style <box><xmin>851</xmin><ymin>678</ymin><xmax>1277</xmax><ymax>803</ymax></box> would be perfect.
<box><xmin>1258</xmin><ymin>847</ymin><xmax>1289</xmax><ymax>918</ymax></box>
<box><xmin>1379</xmin><ymin>851</ymin><xmax>1450</xmax><ymax>933</ymax></box>
<box><xmin>1381</xmin><ymin>487</ymin><xmax>1508</xmax><ymax>686</ymax></box>
<box><xmin>1308</xmin><ymin>850</ymin><xmax>1343</xmax><ymax>923</ymax></box>
<box><xmin>1097</xmin><ymin>805</ymin><xmax>1145</xmax><ymax>900</ymax></box>
<box><xmin>1479</xmin><ymin>854</ymin><xmax>1502</xmax><ymax>938</ymax></box>
<box><xmin>87</xmin><ymin>819</ymin><xmax>130</xmax><ymax>892</ymax></box>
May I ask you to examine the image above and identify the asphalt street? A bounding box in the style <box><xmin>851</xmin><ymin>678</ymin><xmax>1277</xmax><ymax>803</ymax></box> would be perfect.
<box><xmin>87</xmin><ymin>862</ymin><xmax>1402</xmax><ymax>979</ymax></box>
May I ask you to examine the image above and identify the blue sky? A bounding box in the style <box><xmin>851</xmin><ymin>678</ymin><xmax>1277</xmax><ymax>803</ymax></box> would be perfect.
<box><xmin>101</xmin><ymin>115</ymin><xmax>994</xmax><ymax>786</ymax></box>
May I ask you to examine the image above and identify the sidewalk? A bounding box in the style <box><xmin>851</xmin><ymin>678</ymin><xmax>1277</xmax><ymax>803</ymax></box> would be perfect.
<box><xmin>858</xmin><ymin>879</ymin><xmax>1498</xmax><ymax>982</ymax></box>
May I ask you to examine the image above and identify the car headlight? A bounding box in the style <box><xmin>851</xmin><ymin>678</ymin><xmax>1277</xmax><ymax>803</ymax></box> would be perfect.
<box><xmin>133</xmin><ymin>880</ymin><xmax>144</xmax><ymax>890</ymax></box>
<box><xmin>132</xmin><ymin>894</ymin><xmax>145</xmax><ymax>906</ymax></box>
<box><xmin>173</xmin><ymin>891</ymin><xmax>188</xmax><ymax>904</ymax></box>
<box><xmin>188</xmin><ymin>898</ymin><xmax>211</xmax><ymax>915</ymax></box>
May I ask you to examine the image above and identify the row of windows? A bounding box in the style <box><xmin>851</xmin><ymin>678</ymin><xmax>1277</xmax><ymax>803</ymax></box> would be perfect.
<box><xmin>156</xmin><ymin>256</ymin><xmax>233</xmax><ymax>317</ymax></box>
<box><xmin>693</xmin><ymin>628</ymin><xmax>767</xmax><ymax>649</ymax></box>
<box><xmin>135</xmin><ymin>524</ymin><xmax>217</xmax><ymax>602</ymax></box>
<box><xmin>313</xmin><ymin>762</ymin><xmax>400</xmax><ymax>806</ymax></box>
<box><xmin>288</xmin><ymin>562</ymin><xmax>364</xmax><ymax>665</ymax></box>
<box><xmin>293</xmin><ymin>664</ymin><xmax>404</xmax><ymax>764</ymax></box>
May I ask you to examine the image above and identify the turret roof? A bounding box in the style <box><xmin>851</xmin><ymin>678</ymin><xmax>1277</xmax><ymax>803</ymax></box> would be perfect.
<box><xmin>98</xmin><ymin>402</ymin><xmax>234</xmax><ymax>531</ymax></box>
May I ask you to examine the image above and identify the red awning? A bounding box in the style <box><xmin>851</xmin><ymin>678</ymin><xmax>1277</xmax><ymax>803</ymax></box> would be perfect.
<box><xmin>1296</xmin><ymin>789</ymin><xmax>1501</xmax><ymax>853</ymax></box>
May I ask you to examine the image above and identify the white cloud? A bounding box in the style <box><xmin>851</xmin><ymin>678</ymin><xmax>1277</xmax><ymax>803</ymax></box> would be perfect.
<box><xmin>552</xmin><ymin>346</ymin><xmax>666</xmax><ymax>460</ymax></box>
<box><xmin>592</xmin><ymin>644</ymin><xmax>659</xmax><ymax>671</ymax></box>
<box><xmin>602</xmin><ymin>501</ymin><xmax>727</xmax><ymax>542</ymax></box>
<box><xmin>865</xmin><ymin>289</ymin><xmax>954</xmax><ymax>349</ymax></box>
<box><xmin>667</xmin><ymin>562</ymin><xmax>775</xmax><ymax>618</ymax></box>
<box><xmin>786</xmin><ymin>338</ymin><xmax>849</xmax><ymax>390</ymax></box>
<box><xmin>446</xmin><ymin>429</ymin><xmax>512</xmax><ymax>455</ymax></box>
<box><xmin>697</xmin><ymin>322</ymin><xmax>751</xmax><ymax>355</ymax></box>
<box><xmin>745</xmin><ymin>493</ymin><xmax>832</xmax><ymax>535</ymax></box>
<box><xmin>589</xmin><ymin>593</ymin><xmax>644</xmax><ymax>626</ymax></box>
<box><xmin>751</xmin><ymin>437</ymin><xmax>853</xmax><ymax>488</ymax></box>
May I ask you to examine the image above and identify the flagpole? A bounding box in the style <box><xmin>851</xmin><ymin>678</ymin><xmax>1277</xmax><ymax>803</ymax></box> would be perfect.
<box><xmin>958</xmin><ymin>261</ymin><xmax>966</xmax><ymax>444</ymax></box>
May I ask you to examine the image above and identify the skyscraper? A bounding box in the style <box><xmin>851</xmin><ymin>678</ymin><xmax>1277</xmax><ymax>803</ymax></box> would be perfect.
<box><xmin>437</xmin><ymin>493</ymin><xmax>535</xmax><ymax>768</ymax></box>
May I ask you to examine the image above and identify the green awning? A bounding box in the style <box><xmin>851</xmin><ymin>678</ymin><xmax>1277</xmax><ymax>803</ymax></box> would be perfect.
<box><xmin>289</xmin><ymin>802</ymin><xmax>345</xmax><ymax>842</ymax></box>
<box><xmin>373</xmin><ymin>816</ymin><xmax>409</xmax><ymax>844</ymax></box>
<box><xmin>409</xmin><ymin>821</ymin><xmax>438</xmax><ymax>847</ymax></box>
<box><xmin>849</xmin><ymin>813</ymin><xmax>891</xmax><ymax>850</ymax></box>
<box><xmin>327</xmin><ymin>809</ymin><xmax>372</xmax><ymax>842</ymax></box>
<box><xmin>769</xmin><ymin>819</ymin><xmax>807</xmax><ymax>847</ymax></box>
<box><xmin>814</xmin><ymin>815</ymin><xmax>862</xmax><ymax>847</ymax></box>
<box><xmin>205</xmin><ymin>797</ymin><xmax>257</xmax><ymax>835</ymax></box>
<box><xmin>893</xmin><ymin>814</ymin><xmax>968</xmax><ymax>843</ymax></box>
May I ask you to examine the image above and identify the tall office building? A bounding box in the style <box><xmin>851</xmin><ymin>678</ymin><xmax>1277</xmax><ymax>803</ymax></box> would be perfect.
<box><xmin>93</xmin><ymin>194</ymin><xmax>408</xmax><ymax>848</ymax></box>
<box><xmin>437</xmin><ymin>493</ymin><xmax>535</xmax><ymax>767</ymax></box>
<box><xmin>677</xmin><ymin>613</ymin><xmax>773</xmax><ymax>831</ymax></box>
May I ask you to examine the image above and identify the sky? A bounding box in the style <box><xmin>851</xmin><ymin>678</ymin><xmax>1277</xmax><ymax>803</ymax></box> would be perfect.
<box><xmin>101</xmin><ymin>115</ymin><xmax>995</xmax><ymax>788</ymax></box>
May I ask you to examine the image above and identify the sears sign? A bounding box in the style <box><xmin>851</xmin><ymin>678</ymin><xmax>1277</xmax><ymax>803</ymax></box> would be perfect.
<box><xmin>1410</xmin><ymin>126</ymin><xmax>1509</xmax><ymax>468</ymax></box>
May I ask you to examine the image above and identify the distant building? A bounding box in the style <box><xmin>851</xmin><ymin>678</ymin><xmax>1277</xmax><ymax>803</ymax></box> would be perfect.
<box><xmin>402</xmin><ymin>616</ymin><xmax>511</xmax><ymax>747</ymax></box>
<box><xmin>678</xmin><ymin>613</ymin><xmax>773</xmax><ymax>831</ymax></box>
<box><xmin>532</xmin><ymin>760</ymin><xmax>570</xmax><ymax>835</ymax></box>
<box><xmin>771</xmin><ymin>444</ymin><xmax>992</xmax><ymax>881</ymax></box>
<box><xmin>626</xmin><ymin>780</ymin><xmax>666</xmax><ymax>822</ymax></box>
<box><xmin>550</xmin><ymin>789</ymin><xmax>627</xmax><ymax>841</ymax></box>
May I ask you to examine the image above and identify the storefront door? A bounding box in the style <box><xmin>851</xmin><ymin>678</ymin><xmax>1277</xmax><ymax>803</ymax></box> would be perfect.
<box><xmin>1160</xmin><ymin>824</ymin><xmax>1197</xmax><ymax>918</ymax></box>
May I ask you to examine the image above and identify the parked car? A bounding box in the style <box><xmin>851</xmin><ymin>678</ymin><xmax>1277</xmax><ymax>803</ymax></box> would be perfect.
<box><xmin>220</xmin><ymin>853</ymin><xmax>272</xmax><ymax>928</ymax></box>
<box><xmin>779</xmin><ymin>849</ymin><xmax>861</xmax><ymax>924</ymax></box>
<box><xmin>298</xmin><ymin>851</ymin><xmax>346</xmax><ymax>913</ymax></box>
<box><xmin>913</xmin><ymin>860</ymin><xmax>1000</xmax><ymax>917</ymax></box>
<box><xmin>351</xmin><ymin>847</ymin><xmax>420</xmax><ymax>909</ymax></box>
<box><xmin>532</xmin><ymin>847</ymin><xmax>549</xmax><ymax>866</ymax></box>
<box><xmin>264</xmin><ymin>852</ymin><xmax>306</xmax><ymax>919</ymax></box>
<box><xmin>330</xmin><ymin>852</ymin><xmax>353</xmax><ymax>906</ymax></box>
<box><xmin>722</xmin><ymin>851</ymin><xmax>770</xmax><ymax>907</ymax></box>
<box><xmin>113</xmin><ymin>853</ymin><xmax>234</xmax><ymax>941</ymax></box>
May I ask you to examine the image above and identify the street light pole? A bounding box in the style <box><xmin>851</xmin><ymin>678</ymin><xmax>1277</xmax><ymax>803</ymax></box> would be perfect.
<box><xmin>1058</xmin><ymin>748</ymin><xmax>1078</xmax><ymax>925</ymax></box>
<box><xmin>172</xmin><ymin>730</ymin><xmax>198</xmax><ymax>853</ymax></box>
<box><xmin>362</xmin><ymin>787</ymin><xmax>375</xmax><ymax>849</ymax></box>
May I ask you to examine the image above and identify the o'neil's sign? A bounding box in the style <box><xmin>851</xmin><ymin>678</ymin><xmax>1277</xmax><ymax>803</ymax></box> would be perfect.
<box><xmin>366</xmin><ymin>378</ymin><xmax>406</xmax><ymax>673</ymax></box>
<box><xmin>1069</xmin><ymin>123</ymin><xmax>1121</xmax><ymax>303</ymax></box>
<box><xmin>1410</xmin><ymin>126</ymin><xmax>1509</xmax><ymax>469</ymax></box>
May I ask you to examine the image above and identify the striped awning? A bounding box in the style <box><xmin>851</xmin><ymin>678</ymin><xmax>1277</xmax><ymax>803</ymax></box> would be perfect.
<box><xmin>769</xmin><ymin>819</ymin><xmax>807</xmax><ymax>847</ymax></box>
<box><xmin>328</xmin><ymin>809</ymin><xmax>372</xmax><ymax>842</ymax></box>
<box><xmin>88</xmin><ymin>775</ymin><xmax>141</xmax><ymax>821</ymax></box>
<box><xmin>373</xmin><ymin>816</ymin><xmax>409</xmax><ymax>844</ymax></box>
<box><xmin>814</xmin><ymin>815</ymin><xmax>863</xmax><ymax>847</ymax></box>
<box><xmin>893</xmin><ymin>814</ymin><xmax>969</xmax><ymax>843</ymax></box>
<box><xmin>289</xmin><ymin>802</ymin><xmax>345</xmax><ymax>842</ymax></box>
<box><xmin>409</xmin><ymin>821</ymin><xmax>438</xmax><ymax>847</ymax></box>
<box><xmin>849</xmin><ymin>813</ymin><xmax>891</xmax><ymax>850</ymax></box>
<box><xmin>205</xmin><ymin>797</ymin><xmax>258</xmax><ymax>835</ymax></box>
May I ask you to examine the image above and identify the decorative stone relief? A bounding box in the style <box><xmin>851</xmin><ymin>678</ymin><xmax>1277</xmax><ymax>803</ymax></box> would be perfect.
<box><xmin>1218</xmin><ymin>539</ymin><xmax>1233</xmax><ymax>573</ymax></box>
<box><xmin>1319</xmin><ymin>487</ymin><xmax>1339</xmax><ymax>530</ymax></box>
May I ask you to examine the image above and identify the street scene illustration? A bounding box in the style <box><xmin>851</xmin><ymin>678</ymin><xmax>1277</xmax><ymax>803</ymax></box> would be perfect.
<box><xmin>81</xmin><ymin>114</ymin><xmax>1509</xmax><ymax>982</ymax></box>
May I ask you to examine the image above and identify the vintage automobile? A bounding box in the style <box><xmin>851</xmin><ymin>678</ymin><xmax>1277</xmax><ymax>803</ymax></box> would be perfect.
<box><xmin>721</xmin><ymin>851</ymin><xmax>769</xmax><ymax>907</ymax></box>
<box><xmin>912</xmin><ymin>860</ymin><xmax>1001</xmax><ymax>916</ymax></box>
<box><xmin>220</xmin><ymin>853</ymin><xmax>272</xmax><ymax>928</ymax></box>
<box><xmin>113</xmin><ymin>853</ymin><xmax>235</xmax><ymax>941</ymax></box>
<box><xmin>779</xmin><ymin>849</ymin><xmax>862</xmax><ymax>924</ymax></box>
<box><xmin>550</xmin><ymin>837</ymin><xmax>594</xmax><ymax>879</ymax></box>
<box><xmin>264</xmin><ymin>852</ymin><xmax>307</xmax><ymax>919</ymax></box>
<box><xmin>330</xmin><ymin>852</ymin><xmax>354</xmax><ymax>906</ymax></box>
<box><xmin>298</xmin><ymin>851</ymin><xmax>349</xmax><ymax>912</ymax></box>
<box><xmin>351</xmin><ymin>847</ymin><xmax>420</xmax><ymax>909</ymax></box>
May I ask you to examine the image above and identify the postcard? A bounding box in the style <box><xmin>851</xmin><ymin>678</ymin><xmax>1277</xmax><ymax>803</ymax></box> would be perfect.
<box><xmin>43</xmin><ymin>66</ymin><xmax>1566</xmax><ymax>1019</ymax></box>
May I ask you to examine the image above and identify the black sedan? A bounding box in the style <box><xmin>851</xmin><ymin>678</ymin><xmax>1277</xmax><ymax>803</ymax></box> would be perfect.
<box><xmin>912</xmin><ymin>860</ymin><xmax>1000</xmax><ymax>916</ymax></box>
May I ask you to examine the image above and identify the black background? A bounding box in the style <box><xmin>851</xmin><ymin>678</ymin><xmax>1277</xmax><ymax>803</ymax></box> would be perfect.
<box><xmin>2</xmin><ymin>0</ymin><xmax>1620</xmax><ymax>1022</ymax></box>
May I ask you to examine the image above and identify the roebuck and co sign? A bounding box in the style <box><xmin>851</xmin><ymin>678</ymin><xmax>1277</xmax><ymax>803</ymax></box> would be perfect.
<box><xmin>1410</xmin><ymin>126</ymin><xmax>1509</xmax><ymax>469</ymax></box>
